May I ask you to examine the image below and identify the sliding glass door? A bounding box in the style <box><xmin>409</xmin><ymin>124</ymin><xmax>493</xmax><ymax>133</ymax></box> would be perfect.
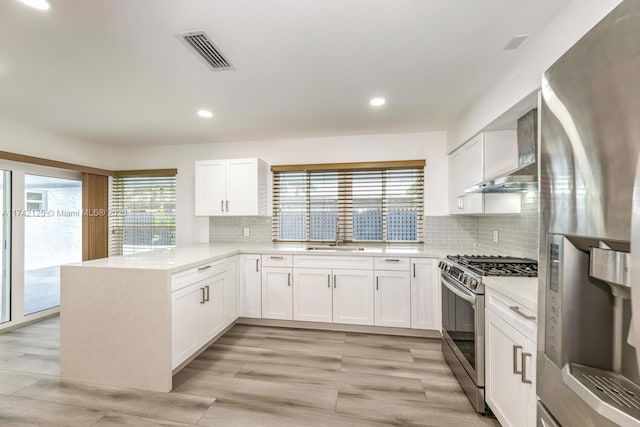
<box><xmin>23</xmin><ymin>174</ymin><xmax>82</xmax><ymax>316</ymax></box>
<box><xmin>0</xmin><ymin>171</ymin><xmax>10</xmax><ymax>324</ymax></box>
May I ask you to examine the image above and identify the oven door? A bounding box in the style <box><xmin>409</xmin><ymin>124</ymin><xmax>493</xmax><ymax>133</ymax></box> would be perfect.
<box><xmin>441</xmin><ymin>271</ymin><xmax>484</xmax><ymax>386</ymax></box>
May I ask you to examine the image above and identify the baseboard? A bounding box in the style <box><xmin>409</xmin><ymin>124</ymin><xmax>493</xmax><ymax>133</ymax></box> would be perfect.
<box><xmin>236</xmin><ymin>317</ymin><xmax>442</xmax><ymax>338</ymax></box>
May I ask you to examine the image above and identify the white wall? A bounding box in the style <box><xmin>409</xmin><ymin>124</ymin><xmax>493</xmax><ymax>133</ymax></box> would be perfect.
<box><xmin>0</xmin><ymin>117</ymin><xmax>117</xmax><ymax>169</ymax></box>
<box><xmin>448</xmin><ymin>0</ymin><xmax>624</xmax><ymax>152</ymax></box>
<box><xmin>115</xmin><ymin>131</ymin><xmax>449</xmax><ymax>245</ymax></box>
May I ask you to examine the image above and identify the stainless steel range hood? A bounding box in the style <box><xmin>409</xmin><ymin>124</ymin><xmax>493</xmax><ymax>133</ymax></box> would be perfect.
<box><xmin>465</xmin><ymin>109</ymin><xmax>538</xmax><ymax>193</ymax></box>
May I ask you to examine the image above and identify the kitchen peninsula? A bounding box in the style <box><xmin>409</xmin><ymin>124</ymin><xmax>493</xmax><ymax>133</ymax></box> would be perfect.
<box><xmin>60</xmin><ymin>243</ymin><xmax>448</xmax><ymax>392</ymax></box>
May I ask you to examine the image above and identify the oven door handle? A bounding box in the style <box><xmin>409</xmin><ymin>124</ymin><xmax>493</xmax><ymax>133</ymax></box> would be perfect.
<box><xmin>441</xmin><ymin>273</ymin><xmax>477</xmax><ymax>305</ymax></box>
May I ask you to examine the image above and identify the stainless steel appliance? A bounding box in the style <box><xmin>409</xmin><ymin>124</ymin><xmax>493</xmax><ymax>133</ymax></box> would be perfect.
<box><xmin>538</xmin><ymin>1</ymin><xmax>640</xmax><ymax>426</ymax></box>
<box><xmin>440</xmin><ymin>255</ymin><xmax>538</xmax><ymax>413</ymax></box>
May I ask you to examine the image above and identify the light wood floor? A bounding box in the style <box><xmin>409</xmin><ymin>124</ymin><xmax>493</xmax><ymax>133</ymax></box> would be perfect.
<box><xmin>0</xmin><ymin>316</ymin><xmax>499</xmax><ymax>426</ymax></box>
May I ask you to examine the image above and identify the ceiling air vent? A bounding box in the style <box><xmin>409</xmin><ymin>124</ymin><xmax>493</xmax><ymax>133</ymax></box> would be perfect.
<box><xmin>178</xmin><ymin>30</ymin><xmax>233</xmax><ymax>71</ymax></box>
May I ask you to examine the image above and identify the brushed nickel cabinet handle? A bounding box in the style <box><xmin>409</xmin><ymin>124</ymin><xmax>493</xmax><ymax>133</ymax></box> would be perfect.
<box><xmin>513</xmin><ymin>345</ymin><xmax>522</xmax><ymax>374</ymax></box>
<box><xmin>413</xmin><ymin>263</ymin><xmax>416</xmax><ymax>277</ymax></box>
<box><xmin>198</xmin><ymin>265</ymin><xmax>211</xmax><ymax>271</ymax></box>
<box><xmin>270</xmin><ymin>256</ymin><xmax>284</xmax><ymax>260</ymax></box>
<box><xmin>327</xmin><ymin>274</ymin><xmax>331</xmax><ymax>288</ymax></box>
<box><xmin>288</xmin><ymin>272</ymin><xmax>291</xmax><ymax>286</ymax></box>
<box><xmin>521</xmin><ymin>352</ymin><xmax>532</xmax><ymax>384</ymax></box>
<box><xmin>376</xmin><ymin>276</ymin><xmax>379</xmax><ymax>290</ymax></box>
<box><xmin>200</xmin><ymin>287</ymin><xmax>205</xmax><ymax>304</ymax></box>
<box><xmin>385</xmin><ymin>259</ymin><xmax>401</xmax><ymax>263</ymax></box>
<box><xmin>220</xmin><ymin>200</ymin><xmax>224</xmax><ymax>212</ymax></box>
<box><xmin>225</xmin><ymin>200</ymin><xmax>229</xmax><ymax>212</ymax></box>
<box><xmin>510</xmin><ymin>306</ymin><xmax>536</xmax><ymax>321</ymax></box>
<box><xmin>255</xmin><ymin>259</ymin><xmax>259</xmax><ymax>272</ymax></box>
<box><xmin>205</xmin><ymin>285</ymin><xmax>210</xmax><ymax>302</ymax></box>
<box><xmin>334</xmin><ymin>274</ymin><xmax>336</xmax><ymax>288</ymax></box>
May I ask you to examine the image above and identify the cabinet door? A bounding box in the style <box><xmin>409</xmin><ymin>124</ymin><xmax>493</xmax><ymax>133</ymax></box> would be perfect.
<box><xmin>241</xmin><ymin>254</ymin><xmax>262</xmax><ymax>318</ymax></box>
<box><xmin>261</xmin><ymin>267</ymin><xmax>293</xmax><ymax>320</ymax></box>
<box><xmin>226</xmin><ymin>158</ymin><xmax>258</xmax><ymax>215</ymax></box>
<box><xmin>171</xmin><ymin>282</ymin><xmax>202</xmax><ymax>368</ymax></box>
<box><xmin>464</xmin><ymin>133</ymin><xmax>484</xmax><ymax>187</ymax></box>
<box><xmin>448</xmin><ymin>150</ymin><xmax>464</xmax><ymax>215</ymax></box>
<box><xmin>198</xmin><ymin>274</ymin><xmax>225</xmax><ymax>345</ymax></box>
<box><xmin>333</xmin><ymin>269</ymin><xmax>374</xmax><ymax>326</ymax></box>
<box><xmin>224</xmin><ymin>256</ymin><xmax>239</xmax><ymax>325</ymax></box>
<box><xmin>293</xmin><ymin>268</ymin><xmax>333</xmax><ymax>323</ymax></box>
<box><xmin>486</xmin><ymin>310</ymin><xmax>536</xmax><ymax>427</ymax></box>
<box><xmin>374</xmin><ymin>270</ymin><xmax>411</xmax><ymax>328</ymax></box>
<box><xmin>194</xmin><ymin>160</ymin><xmax>226</xmax><ymax>216</ymax></box>
<box><xmin>410</xmin><ymin>258</ymin><xmax>439</xmax><ymax>330</ymax></box>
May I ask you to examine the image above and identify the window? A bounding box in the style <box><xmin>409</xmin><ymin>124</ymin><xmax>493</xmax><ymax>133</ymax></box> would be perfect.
<box><xmin>272</xmin><ymin>161</ymin><xmax>424</xmax><ymax>243</ymax></box>
<box><xmin>109</xmin><ymin>171</ymin><xmax>177</xmax><ymax>256</ymax></box>
<box><xmin>26</xmin><ymin>190</ymin><xmax>47</xmax><ymax>211</ymax></box>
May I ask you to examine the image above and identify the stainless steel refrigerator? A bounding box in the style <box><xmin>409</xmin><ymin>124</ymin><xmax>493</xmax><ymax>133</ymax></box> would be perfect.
<box><xmin>538</xmin><ymin>0</ymin><xmax>640</xmax><ymax>426</ymax></box>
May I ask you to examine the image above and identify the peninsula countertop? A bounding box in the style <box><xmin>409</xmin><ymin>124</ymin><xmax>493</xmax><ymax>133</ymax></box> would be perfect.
<box><xmin>64</xmin><ymin>243</ymin><xmax>496</xmax><ymax>274</ymax></box>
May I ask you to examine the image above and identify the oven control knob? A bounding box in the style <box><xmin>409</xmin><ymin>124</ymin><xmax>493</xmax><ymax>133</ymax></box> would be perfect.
<box><xmin>462</xmin><ymin>276</ymin><xmax>468</xmax><ymax>285</ymax></box>
<box><xmin>470</xmin><ymin>279</ymin><xmax>478</xmax><ymax>289</ymax></box>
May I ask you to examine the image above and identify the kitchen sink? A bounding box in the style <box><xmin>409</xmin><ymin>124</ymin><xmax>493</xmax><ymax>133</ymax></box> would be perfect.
<box><xmin>306</xmin><ymin>246</ymin><xmax>365</xmax><ymax>252</ymax></box>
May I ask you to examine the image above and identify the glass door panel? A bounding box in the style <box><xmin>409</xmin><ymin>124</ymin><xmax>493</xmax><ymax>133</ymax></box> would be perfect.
<box><xmin>24</xmin><ymin>174</ymin><xmax>81</xmax><ymax>315</ymax></box>
<box><xmin>0</xmin><ymin>171</ymin><xmax>10</xmax><ymax>324</ymax></box>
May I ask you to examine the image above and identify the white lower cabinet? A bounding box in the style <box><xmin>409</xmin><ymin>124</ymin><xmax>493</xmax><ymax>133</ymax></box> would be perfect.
<box><xmin>332</xmin><ymin>269</ymin><xmax>374</xmax><ymax>325</ymax></box>
<box><xmin>486</xmin><ymin>289</ymin><xmax>537</xmax><ymax>427</ymax></box>
<box><xmin>261</xmin><ymin>267</ymin><xmax>293</xmax><ymax>320</ymax></box>
<box><xmin>171</xmin><ymin>281</ymin><xmax>202</xmax><ymax>368</ymax></box>
<box><xmin>241</xmin><ymin>254</ymin><xmax>262</xmax><ymax>318</ymax></box>
<box><xmin>199</xmin><ymin>273</ymin><xmax>225</xmax><ymax>345</ymax></box>
<box><xmin>224</xmin><ymin>256</ymin><xmax>239</xmax><ymax>324</ymax></box>
<box><xmin>293</xmin><ymin>268</ymin><xmax>333</xmax><ymax>323</ymax></box>
<box><xmin>374</xmin><ymin>270</ymin><xmax>411</xmax><ymax>328</ymax></box>
<box><xmin>410</xmin><ymin>258</ymin><xmax>439</xmax><ymax>330</ymax></box>
<box><xmin>292</xmin><ymin>267</ymin><xmax>374</xmax><ymax>325</ymax></box>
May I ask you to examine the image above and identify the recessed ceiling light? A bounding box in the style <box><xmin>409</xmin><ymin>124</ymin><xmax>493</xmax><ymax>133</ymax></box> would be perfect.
<box><xmin>197</xmin><ymin>110</ymin><xmax>213</xmax><ymax>118</ymax></box>
<box><xmin>17</xmin><ymin>0</ymin><xmax>51</xmax><ymax>10</ymax></box>
<box><xmin>369</xmin><ymin>97</ymin><xmax>386</xmax><ymax>107</ymax></box>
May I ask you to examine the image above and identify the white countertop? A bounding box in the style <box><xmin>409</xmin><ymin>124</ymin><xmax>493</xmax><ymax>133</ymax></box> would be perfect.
<box><xmin>64</xmin><ymin>243</ymin><xmax>502</xmax><ymax>274</ymax></box>
<box><xmin>483</xmin><ymin>276</ymin><xmax>539</xmax><ymax>312</ymax></box>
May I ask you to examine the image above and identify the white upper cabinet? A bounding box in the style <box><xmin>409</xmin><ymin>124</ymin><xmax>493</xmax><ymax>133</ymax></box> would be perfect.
<box><xmin>484</xmin><ymin>129</ymin><xmax>519</xmax><ymax>180</ymax></box>
<box><xmin>449</xmin><ymin>131</ymin><xmax>521</xmax><ymax>215</ymax></box>
<box><xmin>195</xmin><ymin>158</ymin><xmax>269</xmax><ymax>216</ymax></box>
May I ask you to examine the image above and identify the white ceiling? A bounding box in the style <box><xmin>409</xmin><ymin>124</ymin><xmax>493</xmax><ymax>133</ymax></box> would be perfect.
<box><xmin>0</xmin><ymin>0</ymin><xmax>571</xmax><ymax>146</ymax></box>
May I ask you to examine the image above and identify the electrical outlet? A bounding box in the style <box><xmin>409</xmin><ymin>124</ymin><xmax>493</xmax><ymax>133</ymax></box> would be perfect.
<box><xmin>243</xmin><ymin>227</ymin><xmax>250</xmax><ymax>237</ymax></box>
<box><xmin>493</xmin><ymin>230</ymin><xmax>499</xmax><ymax>243</ymax></box>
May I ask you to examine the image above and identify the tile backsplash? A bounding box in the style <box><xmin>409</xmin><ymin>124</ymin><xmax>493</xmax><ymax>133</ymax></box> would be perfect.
<box><xmin>209</xmin><ymin>216</ymin><xmax>272</xmax><ymax>243</ymax></box>
<box><xmin>477</xmin><ymin>191</ymin><xmax>539</xmax><ymax>259</ymax></box>
<box><xmin>209</xmin><ymin>191</ymin><xmax>539</xmax><ymax>259</ymax></box>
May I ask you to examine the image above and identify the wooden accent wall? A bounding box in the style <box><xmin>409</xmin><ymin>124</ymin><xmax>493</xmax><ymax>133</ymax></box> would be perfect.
<box><xmin>82</xmin><ymin>173</ymin><xmax>109</xmax><ymax>261</ymax></box>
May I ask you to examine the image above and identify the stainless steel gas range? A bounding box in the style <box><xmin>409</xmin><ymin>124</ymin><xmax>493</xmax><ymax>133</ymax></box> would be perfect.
<box><xmin>439</xmin><ymin>255</ymin><xmax>538</xmax><ymax>413</ymax></box>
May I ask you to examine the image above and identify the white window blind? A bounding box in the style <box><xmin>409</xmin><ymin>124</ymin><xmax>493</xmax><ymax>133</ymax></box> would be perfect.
<box><xmin>272</xmin><ymin>161</ymin><xmax>424</xmax><ymax>243</ymax></box>
<box><xmin>109</xmin><ymin>172</ymin><xmax>177</xmax><ymax>256</ymax></box>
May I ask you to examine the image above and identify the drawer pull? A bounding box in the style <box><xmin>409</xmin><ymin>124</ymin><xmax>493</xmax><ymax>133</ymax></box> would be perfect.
<box><xmin>521</xmin><ymin>352</ymin><xmax>533</xmax><ymax>384</ymax></box>
<box><xmin>385</xmin><ymin>259</ymin><xmax>401</xmax><ymax>262</ymax></box>
<box><xmin>198</xmin><ymin>265</ymin><xmax>212</xmax><ymax>271</ymax></box>
<box><xmin>270</xmin><ymin>256</ymin><xmax>285</xmax><ymax>260</ymax></box>
<box><xmin>510</xmin><ymin>306</ymin><xmax>536</xmax><ymax>321</ymax></box>
<box><xmin>513</xmin><ymin>345</ymin><xmax>522</xmax><ymax>374</ymax></box>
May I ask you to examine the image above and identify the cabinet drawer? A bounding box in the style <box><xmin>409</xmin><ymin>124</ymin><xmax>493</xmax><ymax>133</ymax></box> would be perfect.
<box><xmin>294</xmin><ymin>255</ymin><xmax>373</xmax><ymax>270</ymax></box>
<box><xmin>171</xmin><ymin>260</ymin><xmax>225</xmax><ymax>292</ymax></box>
<box><xmin>486</xmin><ymin>289</ymin><xmax>536</xmax><ymax>341</ymax></box>
<box><xmin>262</xmin><ymin>254</ymin><xmax>293</xmax><ymax>267</ymax></box>
<box><xmin>374</xmin><ymin>257</ymin><xmax>410</xmax><ymax>271</ymax></box>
